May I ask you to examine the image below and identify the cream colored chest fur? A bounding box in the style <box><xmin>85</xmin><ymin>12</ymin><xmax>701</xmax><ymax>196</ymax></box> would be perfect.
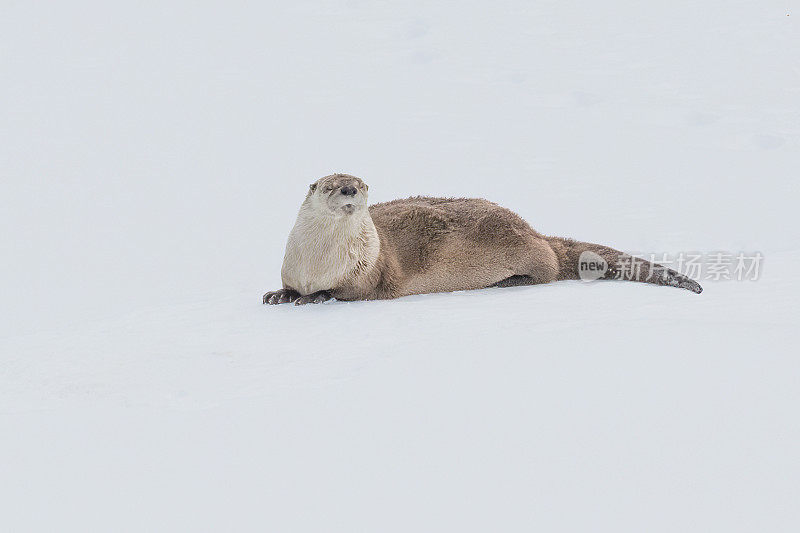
<box><xmin>280</xmin><ymin>208</ymin><xmax>379</xmax><ymax>295</ymax></box>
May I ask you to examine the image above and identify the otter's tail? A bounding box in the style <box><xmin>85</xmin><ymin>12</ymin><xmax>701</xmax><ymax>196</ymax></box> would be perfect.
<box><xmin>545</xmin><ymin>237</ymin><xmax>703</xmax><ymax>294</ymax></box>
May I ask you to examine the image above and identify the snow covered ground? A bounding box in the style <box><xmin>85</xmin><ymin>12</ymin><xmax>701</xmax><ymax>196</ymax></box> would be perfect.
<box><xmin>2</xmin><ymin>1</ymin><xmax>799</xmax><ymax>531</ymax></box>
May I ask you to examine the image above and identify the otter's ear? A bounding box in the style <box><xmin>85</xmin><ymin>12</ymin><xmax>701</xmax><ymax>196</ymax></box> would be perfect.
<box><xmin>309</xmin><ymin>182</ymin><xmax>317</xmax><ymax>192</ymax></box>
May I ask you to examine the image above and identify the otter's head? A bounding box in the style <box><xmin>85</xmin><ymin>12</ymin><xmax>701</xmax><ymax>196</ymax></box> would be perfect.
<box><xmin>306</xmin><ymin>173</ymin><xmax>369</xmax><ymax>217</ymax></box>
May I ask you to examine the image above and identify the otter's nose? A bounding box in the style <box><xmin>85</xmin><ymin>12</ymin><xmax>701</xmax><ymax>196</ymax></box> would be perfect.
<box><xmin>340</xmin><ymin>185</ymin><xmax>357</xmax><ymax>196</ymax></box>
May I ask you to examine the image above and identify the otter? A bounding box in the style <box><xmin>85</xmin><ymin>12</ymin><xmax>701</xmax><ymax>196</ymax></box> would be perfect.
<box><xmin>263</xmin><ymin>173</ymin><xmax>702</xmax><ymax>305</ymax></box>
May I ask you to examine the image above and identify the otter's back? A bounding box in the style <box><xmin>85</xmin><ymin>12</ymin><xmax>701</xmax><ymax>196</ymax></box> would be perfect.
<box><xmin>367</xmin><ymin>197</ymin><xmax>542</xmax><ymax>294</ymax></box>
<box><xmin>369</xmin><ymin>196</ymin><xmax>538</xmax><ymax>243</ymax></box>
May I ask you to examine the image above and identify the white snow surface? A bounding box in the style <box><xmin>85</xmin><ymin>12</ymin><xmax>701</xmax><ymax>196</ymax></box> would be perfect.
<box><xmin>2</xmin><ymin>1</ymin><xmax>799</xmax><ymax>531</ymax></box>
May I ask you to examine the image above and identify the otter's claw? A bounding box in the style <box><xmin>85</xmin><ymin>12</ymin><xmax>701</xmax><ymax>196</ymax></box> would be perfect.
<box><xmin>294</xmin><ymin>291</ymin><xmax>332</xmax><ymax>305</ymax></box>
<box><xmin>263</xmin><ymin>288</ymin><xmax>300</xmax><ymax>305</ymax></box>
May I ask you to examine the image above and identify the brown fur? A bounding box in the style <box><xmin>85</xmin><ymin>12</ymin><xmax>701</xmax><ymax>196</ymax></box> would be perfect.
<box><xmin>263</xmin><ymin>174</ymin><xmax>702</xmax><ymax>305</ymax></box>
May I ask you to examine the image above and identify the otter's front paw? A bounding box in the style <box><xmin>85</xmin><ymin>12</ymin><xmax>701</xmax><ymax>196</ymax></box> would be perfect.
<box><xmin>294</xmin><ymin>291</ymin><xmax>332</xmax><ymax>305</ymax></box>
<box><xmin>263</xmin><ymin>288</ymin><xmax>300</xmax><ymax>305</ymax></box>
